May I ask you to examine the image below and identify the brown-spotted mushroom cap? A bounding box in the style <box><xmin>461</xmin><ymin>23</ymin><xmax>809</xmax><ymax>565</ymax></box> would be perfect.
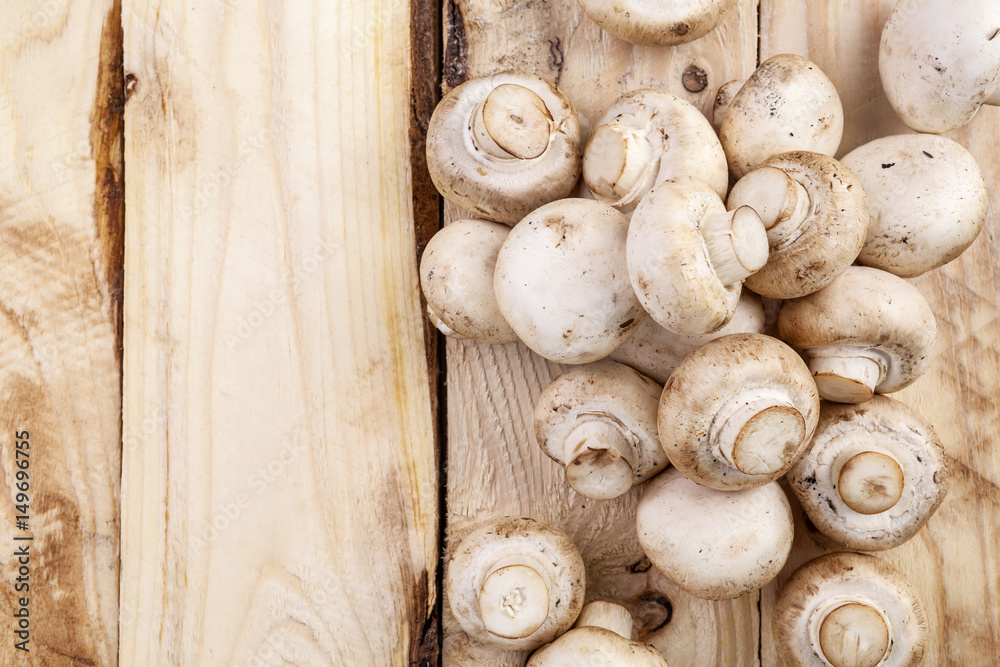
<box><xmin>447</xmin><ymin>517</ymin><xmax>586</xmax><ymax>651</ymax></box>
<box><xmin>658</xmin><ymin>333</ymin><xmax>820</xmax><ymax>490</ymax></box>
<box><xmin>527</xmin><ymin>601</ymin><xmax>669</xmax><ymax>666</ymax></box>
<box><xmin>426</xmin><ymin>74</ymin><xmax>581</xmax><ymax>223</ymax></box>
<box><xmin>777</xmin><ymin>267</ymin><xmax>936</xmax><ymax>404</ymax></box>
<box><xmin>611</xmin><ymin>291</ymin><xmax>766</xmax><ymax>385</ymax></box>
<box><xmin>534</xmin><ymin>361</ymin><xmax>667</xmax><ymax>501</ymax></box>
<box><xmin>583</xmin><ymin>90</ymin><xmax>728</xmax><ymax>213</ymax></box>
<box><xmin>627</xmin><ymin>177</ymin><xmax>769</xmax><ymax>336</ymax></box>
<box><xmin>577</xmin><ymin>0</ymin><xmax>738</xmax><ymax>46</ymax></box>
<box><xmin>495</xmin><ymin>199</ymin><xmax>644</xmax><ymax>364</ymax></box>
<box><xmin>787</xmin><ymin>396</ymin><xmax>949</xmax><ymax>551</ymax></box>
<box><xmin>420</xmin><ymin>219</ymin><xmax>519</xmax><ymax>344</ymax></box>
<box><xmin>636</xmin><ymin>467</ymin><xmax>794</xmax><ymax>600</ymax></box>
<box><xmin>880</xmin><ymin>0</ymin><xmax>1000</xmax><ymax>133</ymax></box>
<box><xmin>720</xmin><ymin>54</ymin><xmax>844</xmax><ymax>179</ymax></box>
<box><xmin>841</xmin><ymin>134</ymin><xmax>989</xmax><ymax>278</ymax></box>
<box><xmin>727</xmin><ymin>152</ymin><xmax>869</xmax><ymax>299</ymax></box>
<box><xmin>773</xmin><ymin>552</ymin><xmax>927</xmax><ymax>667</ymax></box>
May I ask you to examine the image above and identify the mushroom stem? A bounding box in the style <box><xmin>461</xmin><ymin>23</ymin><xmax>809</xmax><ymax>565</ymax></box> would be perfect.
<box><xmin>564</xmin><ymin>420</ymin><xmax>638</xmax><ymax>500</ymax></box>
<box><xmin>727</xmin><ymin>166</ymin><xmax>811</xmax><ymax>248</ymax></box>
<box><xmin>836</xmin><ymin>451</ymin><xmax>905</xmax><ymax>515</ymax></box>
<box><xmin>471</xmin><ymin>84</ymin><xmax>553</xmax><ymax>160</ymax></box>
<box><xmin>712</xmin><ymin>79</ymin><xmax>744</xmax><ymax>133</ymax></box>
<box><xmin>574</xmin><ymin>601</ymin><xmax>634</xmax><ymax>639</ymax></box>
<box><xmin>701</xmin><ymin>206</ymin><xmax>770</xmax><ymax>286</ymax></box>
<box><xmin>807</xmin><ymin>347</ymin><xmax>888</xmax><ymax>403</ymax></box>
<box><xmin>711</xmin><ymin>390</ymin><xmax>807</xmax><ymax>475</ymax></box>
<box><xmin>985</xmin><ymin>85</ymin><xmax>1000</xmax><ymax>107</ymax></box>
<box><xmin>479</xmin><ymin>563</ymin><xmax>551</xmax><ymax>640</ymax></box>
<box><xmin>817</xmin><ymin>601</ymin><xmax>890</xmax><ymax>667</ymax></box>
<box><xmin>583</xmin><ymin>122</ymin><xmax>656</xmax><ymax>204</ymax></box>
<box><xmin>427</xmin><ymin>306</ymin><xmax>469</xmax><ymax>340</ymax></box>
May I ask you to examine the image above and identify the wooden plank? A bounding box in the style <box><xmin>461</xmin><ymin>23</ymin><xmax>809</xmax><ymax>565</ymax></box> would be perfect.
<box><xmin>0</xmin><ymin>1</ymin><xmax>123</xmax><ymax>664</ymax></box>
<box><xmin>120</xmin><ymin>1</ymin><xmax>438</xmax><ymax>664</ymax></box>
<box><xmin>760</xmin><ymin>2</ymin><xmax>1000</xmax><ymax>663</ymax></box>
<box><xmin>441</xmin><ymin>2</ymin><xmax>762</xmax><ymax>665</ymax></box>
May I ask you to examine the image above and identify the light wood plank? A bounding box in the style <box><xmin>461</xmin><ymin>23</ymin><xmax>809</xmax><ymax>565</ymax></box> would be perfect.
<box><xmin>120</xmin><ymin>1</ymin><xmax>438</xmax><ymax>663</ymax></box>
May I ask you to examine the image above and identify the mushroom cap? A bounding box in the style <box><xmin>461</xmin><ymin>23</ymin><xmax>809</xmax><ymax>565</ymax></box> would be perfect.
<box><xmin>840</xmin><ymin>134</ymin><xmax>989</xmax><ymax>278</ymax></box>
<box><xmin>577</xmin><ymin>0</ymin><xmax>739</xmax><ymax>46</ymax></box>
<box><xmin>583</xmin><ymin>89</ymin><xmax>729</xmax><ymax>211</ymax></box>
<box><xmin>447</xmin><ymin>517</ymin><xmax>586</xmax><ymax>651</ymax></box>
<box><xmin>495</xmin><ymin>199</ymin><xmax>643</xmax><ymax>364</ymax></box>
<box><xmin>658</xmin><ymin>333</ymin><xmax>820</xmax><ymax>490</ymax></box>
<box><xmin>610</xmin><ymin>291</ymin><xmax>766</xmax><ymax>384</ymax></box>
<box><xmin>535</xmin><ymin>361</ymin><xmax>668</xmax><ymax>490</ymax></box>
<box><xmin>777</xmin><ymin>267</ymin><xmax>936</xmax><ymax>395</ymax></box>
<box><xmin>527</xmin><ymin>626</ymin><xmax>670</xmax><ymax>666</ymax></box>
<box><xmin>636</xmin><ymin>467</ymin><xmax>794</xmax><ymax>600</ymax></box>
<box><xmin>627</xmin><ymin>177</ymin><xmax>743</xmax><ymax>336</ymax></box>
<box><xmin>426</xmin><ymin>74</ymin><xmax>581</xmax><ymax>223</ymax></box>
<box><xmin>720</xmin><ymin>54</ymin><xmax>844</xmax><ymax>179</ymax></box>
<box><xmin>773</xmin><ymin>552</ymin><xmax>927</xmax><ymax>667</ymax></box>
<box><xmin>787</xmin><ymin>396</ymin><xmax>949</xmax><ymax>551</ymax></box>
<box><xmin>731</xmin><ymin>152</ymin><xmax>869</xmax><ymax>299</ymax></box>
<box><xmin>420</xmin><ymin>219</ymin><xmax>519</xmax><ymax>344</ymax></box>
<box><xmin>880</xmin><ymin>0</ymin><xmax>1000</xmax><ymax>133</ymax></box>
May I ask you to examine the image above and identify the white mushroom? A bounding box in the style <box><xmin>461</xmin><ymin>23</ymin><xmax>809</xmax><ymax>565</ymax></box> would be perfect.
<box><xmin>840</xmin><ymin>134</ymin><xmax>989</xmax><ymax>278</ymax></box>
<box><xmin>495</xmin><ymin>199</ymin><xmax>644</xmax><ymax>364</ymax></box>
<box><xmin>447</xmin><ymin>517</ymin><xmax>586</xmax><ymax>651</ymax></box>
<box><xmin>719</xmin><ymin>54</ymin><xmax>844</xmax><ymax>179</ymax></box>
<box><xmin>535</xmin><ymin>361</ymin><xmax>667</xmax><ymax>500</ymax></box>
<box><xmin>636</xmin><ymin>467</ymin><xmax>794</xmax><ymax>600</ymax></box>
<box><xmin>712</xmin><ymin>80</ymin><xmax>743</xmax><ymax>134</ymax></box>
<box><xmin>577</xmin><ymin>0</ymin><xmax>738</xmax><ymax>46</ymax></box>
<box><xmin>773</xmin><ymin>552</ymin><xmax>928</xmax><ymax>667</ymax></box>
<box><xmin>787</xmin><ymin>396</ymin><xmax>949</xmax><ymax>551</ymax></box>
<box><xmin>627</xmin><ymin>177</ymin><xmax>769</xmax><ymax>336</ymax></box>
<box><xmin>777</xmin><ymin>267</ymin><xmax>936</xmax><ymax>404</ymax></box>
<box><xmin>880</xmin><ymin>0</ymin><xmax>1000</xmax><ymax>133</ymax></box>
<box><xmin>420</xmin><ymin>219</ymin><xmax>519</xmax><ymax>344</ymax></box>
<box><xmin>726</xmin><ymin>152</ymin><xmax>869</xmax><ymax>299</ymax></box>
<box><xmin>583</xmin><ymin>90</ymin><xmax>728</xmax><ymax>213</ymax></box>
<box><xmin>426</xmin><ymin>74</ymin><xmax>581</xmax><ymax>223</ymax></box>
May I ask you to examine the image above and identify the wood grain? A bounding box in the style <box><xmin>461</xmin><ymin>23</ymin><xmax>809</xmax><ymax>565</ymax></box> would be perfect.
<box><xmin>0</xmin><ymin>1</ymin><xmax>123</xmax><ymax>664</ymax></box>
<box><xmin>120</xmin><ymin>1</ymin><xmax>438</xmax><ymax>664</ymax></box>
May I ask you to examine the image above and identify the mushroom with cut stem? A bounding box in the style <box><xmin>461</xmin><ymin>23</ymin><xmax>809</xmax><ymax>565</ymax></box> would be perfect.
<box><xmin>447</xmin><ymin>517</ymin><xmax>586</xmax><ymax>651</ymax></box>
<box><xmin>583</xmin><ymin>90</ymin><xmax>728</xmax><ymax>213</ymax></box>
<box><xmin>577</xmin><ymin>0</ymin><xmax>738</xmax><ymax>46</ymax></box>
<box><xmin>726</xmin><ymin>152</ymin><xmax>869</xmax><ymax>299</ymax></box>
<box><xmin>495</xmin><ymin>199</ymin><xmax>644</xmax><ymax>364</ymax></box>
<box><xmin>636</xmin><ymin>467</ymin><xmax>794</xmax><ymax>600</ymax></box>
<box><xmin>880</xmin><ymin>0</ymin><xmax>1000</xmax><ymax>133</ymax></box>
<box><xmin>420</xmin><ymin>219</ymin><xmax>519</xmax><ymax>344</ymax></box>
<box><xmin>535</xmin><ymin>361</ymin><xmax>667</xmax><ymax>501</ymax></box>
<box><xmin>426</xmin><ymin>74</ymin><xmax>581</xmax><ymax>224</ymax></box>
<box><xmin>527</xmin><ymin>601</ymin><xmax>669</xmax><ymax>666</ymax></box>
<box><xmin>787</xmin><ymin>395</ymin><xmax>949</xmax><ymax>551</ymax></box>
<box><xmin>840</xmin><ymin>134</ymin><xmax>989</xmax><ymax>278</ymax></box>
<box><xmin>777</xmin><ymin>267</ymin><xmax>936</xmax><ymax>404</ymax></box>
<box><xmin>627</xmin><ymin>177</ymin><xmax>769</xmax><ymax>336</ymax></box>
<box><xmin>719</xmin><ymin>54</ymin><xmax>844</xmax><ymax>179</ymax></box>
<box><xmin>773</xmin><ymin>552</ymin><xmax>927</xmax><ymax>667</ymax></box>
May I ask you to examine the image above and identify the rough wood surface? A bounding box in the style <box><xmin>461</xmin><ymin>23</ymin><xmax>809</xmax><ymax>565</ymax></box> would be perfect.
<box><xmin>120</xmin><ymin>1</ymin><xmax>438</xmax><ymax>664</ymax></box>
<box><xmin>0</xmin><ymin>1</ymin><xmax>123</xmax><ymax>664</ymax></box>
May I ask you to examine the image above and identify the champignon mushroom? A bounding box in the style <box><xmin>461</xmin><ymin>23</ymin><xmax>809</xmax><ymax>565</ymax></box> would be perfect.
<box><xmin>787</xmin><ymin>396</ymin><xmax>949</xmax><ymax>551</ymax></box>
<box><xmin>447</xmin><ymin>516</ymin><xmax>586</xmax><ymax>651</ymax></box>
<box><xmin>426</xmin><ymin>74</ymin><xmax>581</xmax><ymax>223</ymax></box>
<box><xmin>658</xmin><ymin>333</ymin><xmax>820</xmax><ymax>490</ymax></box>
<box><xmin>583</xmin><ymin>90</ymin><xmax>728</xmax><ymax>213</ymax></box>
<box><xmin>840</xmin><ymin>134</ymin><xmax>989</xmax><ymax>278</ymax></box>
<box><xmin>495</xmin><ymin>199</ymin><xmax>644</xmax><ymax>364</ymax></box>
<box><xmin>527</xmin><ymin>601</ymin><xmax>669</xmax><ymax>666</ymax></box>
<box><xmin>420</xmin><ymin>219</ymin><xmax>519</xmax><ymax>344</ymax></box>
<box><xmin>535</xmin><ymin>361</ymin><xmax>667</xmax><ymax>500</ymax></box>
<box><xmin>773</xmin><ymin>552</ymin><xmax>927</xmax><ymax>667</ymax></box>
<box><xmin>725</xmin><ymin>152</ymin><xmax>869</xmax><ymax>299</ymax></box>
<box><xmin>577</xmin><ymin>0</ymin><xmax>738</xmax><ymax>46</ymax></box>
<box><xmin>627</xmin><ymin>177</ymin><xmax>769</xmax><ymax>336</ymax></box>
<box><xmin>610</xmin><ymin>291</ymin><xmax>766</xmax><ymax>385</ymax></box>
<box><xmin>712</xmin><ymin>80</ymin><xmax>743</xmax><ymax>134</ymax></box>
<box><xmin>777</xmin><ymin>267</ymin><xmax>936</xmax><ymax>404</ymax></box>
<box><xmin>719</xmin><ymin>54</ymin><xmax>844</xmax><ymax>179</ymax></box>
<box><xmin>880</xmin><ymin>0</ymin><xmax>1000</xmax><ymax>133</ymax></box>
<box><xmin>636</xmin><ymin>467</ymin><xmax>794</xmax><ymax>600</ymax></box>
